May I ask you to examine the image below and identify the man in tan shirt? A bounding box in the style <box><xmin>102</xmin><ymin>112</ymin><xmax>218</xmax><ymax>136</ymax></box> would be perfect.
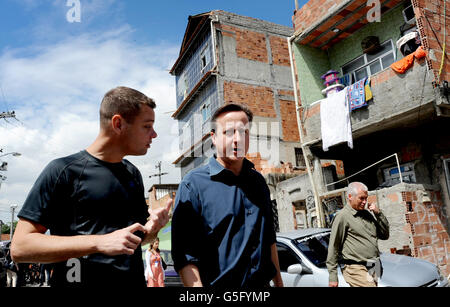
<box><xmin>326</xmin><ymin>182</ymin><xmax>389</xmax><ymax>287</ymax></box>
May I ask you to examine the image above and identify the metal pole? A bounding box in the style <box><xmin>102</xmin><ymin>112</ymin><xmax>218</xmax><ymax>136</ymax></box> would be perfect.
<box><xmin>394</xmin><ymin>153</ymin><xmax>403</xmax><ymax>183</ymax></box>
<box><xmin>288</xmin><ymin>35</ymin><xmax>324</xmax><ymax>228</ymax></box>
<box><xmin>155</xmin><ymin>161</ymin><xmax>161</xmax><ymax>184</ymax></box>
<box><xmin>10</xmin><ymin>204</ymin><xmax>17</xmax><ymax>240</ymax></box>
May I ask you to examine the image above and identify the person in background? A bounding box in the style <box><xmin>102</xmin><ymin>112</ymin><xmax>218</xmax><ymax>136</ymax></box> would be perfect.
<box><xmin>326</xmin><ymin>182</ymin><xmax>390</xmax><ymax>287</ymax></box>
<box><xmin>5</xmin><ymin>246</ymin><xmax>18</xmax><ymax>287</ymax></box>
<box><xmin>145</xmin><ymin>237</ymin><xmax>165</xmax><ymax>287</ymax></box>
<box><xmin>39</xmin><ymin>263</ymin><xmax>53</xmax><ymax>287</ymax></box>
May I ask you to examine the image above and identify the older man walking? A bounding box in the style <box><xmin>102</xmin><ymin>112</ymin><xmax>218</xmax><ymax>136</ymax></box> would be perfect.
<box><xmin>326</xmin><ymin>182</ymin><xmax>389</xmax><ymax>287</ymax></box>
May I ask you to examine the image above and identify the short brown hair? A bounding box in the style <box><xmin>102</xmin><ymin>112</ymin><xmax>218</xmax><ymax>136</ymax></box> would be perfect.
<box><xmin>211</xmin><ymin>103</ymin><xmax>253</xmax><ymax>132</ymax></box>
<box><xmin>100</xmin><ymin>86</ymin><xmax>156</xmax><ymax>127</ymax></box>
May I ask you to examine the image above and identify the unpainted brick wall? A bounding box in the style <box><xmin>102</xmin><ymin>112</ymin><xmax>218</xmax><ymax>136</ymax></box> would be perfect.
<box><xmin>412</xmin><ymin>0</ymin><xmax>450</xmax><ymax>85</ymax></box>
<box><xmin>292</xmin><ymin>0</ymin><xmax>343</xmax><ymax>34</ymax></box>
<box><xmin>246</xmin><ymin>152</ymin><xmax>307</xmax><ymax>175</ymax></box>
<box><xmin>223</xmin><ymin>81</ymin><xmax>277</xmax><ymax>118</ymax></box>
<box><xmin>219</xmin><ymin>24</ymin><xmax>269</xmax><ymax>63</ymax></box>
<box><xmin>269</xmin><ymin>36</ymin><xmax>291</xmax><ymax>66</ymax></box>
<box><xmin>223</xmin><ymin>81</ymin><xmax>300</xmax><ymax>143</ymax></box>
<box><xmin>376</xmin><ymin>188</ymin><xmax>450</xmax><ymax>278</ymax></box>
<box><xmin>219</xmin><ymin>24</ymin><xmax>292</xmax><ymax>66</ymax></box>
<box><xmin>279</xmin><ymin>99</ymin><xmax>300</xmax><ymax>142</ymax></box>
<box><xmin>407</xmin><ymin>190</ymin><xmax>450</xmax><ymax>277</ymax></box>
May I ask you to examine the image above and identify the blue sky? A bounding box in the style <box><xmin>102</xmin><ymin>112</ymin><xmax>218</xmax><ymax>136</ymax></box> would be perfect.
<box><xmin>0</xmin><ymin>0</ymin><xmax>296</xmax><ymax>49</ymax></box>
<box><xmin>0</xmin><ymin>0</ymin><xmax>301</xmax><ymax>223</ymax></box>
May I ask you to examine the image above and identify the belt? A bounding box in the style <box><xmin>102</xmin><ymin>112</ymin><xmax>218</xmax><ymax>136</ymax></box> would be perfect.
<box><xmin>340</xmin><ymin>259</ymin><xmax>373</xmax><ymax>267</ymax></box>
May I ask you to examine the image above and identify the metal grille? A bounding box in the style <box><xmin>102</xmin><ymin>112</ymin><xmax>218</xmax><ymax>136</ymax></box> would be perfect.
<box><xmin>175</xmin><ymin>28</ymin><xmax>214</xmax><ymax>107</ymax></box>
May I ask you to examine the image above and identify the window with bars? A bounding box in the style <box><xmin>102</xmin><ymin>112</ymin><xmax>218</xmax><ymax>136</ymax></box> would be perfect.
<box><xmin>175</xmin><ymin>29</ymin><xmax>213</xmax><ymax>107</ymax></box>
<box><xmin>201</xmin><ymin>98</ymin><xmax>211</xmax><ymax>123</ymax></box>
<box><xmin>341</xmin><ymin>39</ymin><xmax>396</xmax><ymax>84</ymax></box>
<box><xmin>200</xmin><ymin>43</ymin><xmax>211</xmax><ymax>73</ymax></box>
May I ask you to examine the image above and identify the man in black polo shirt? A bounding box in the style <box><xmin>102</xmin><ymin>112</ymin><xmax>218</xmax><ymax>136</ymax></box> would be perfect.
<box><xmin>11</xmin><ymin>86</ymin><xmax>171</xmax><ymax>287</ymax></box>
<box><xmin>172</xmin><ymin>103</ymin><xmax>283</xmax><ymax>287</ymax></box>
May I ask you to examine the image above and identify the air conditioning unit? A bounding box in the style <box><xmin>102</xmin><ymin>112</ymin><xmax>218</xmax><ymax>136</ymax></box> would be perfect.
<box><xmin>402</xmin><ymin>5</ymin><xmax>416</xmax><ymax>25</ymax></box>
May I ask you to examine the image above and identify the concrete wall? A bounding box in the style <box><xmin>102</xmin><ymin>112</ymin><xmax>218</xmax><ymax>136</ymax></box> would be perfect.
<box><xmin>275</xmin><ymin>173</ymin><xmax>314</xmax><ymax>232</ymax></box>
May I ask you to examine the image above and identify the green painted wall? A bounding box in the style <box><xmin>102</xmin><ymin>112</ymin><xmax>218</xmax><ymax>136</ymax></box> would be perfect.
<box><xmin>294</xmin><ymin>43</ymin><xmax>330</xmax><ymax>106</ymax></box>
<box><xmin>328</xmin><ymin>5</ymin><xmax>405</xmax><ymax>69</ymax></box>
<box><xmin>294</xmin><ymin>4</ymin><xmax>405</xmax><ymax>106</ymax></box>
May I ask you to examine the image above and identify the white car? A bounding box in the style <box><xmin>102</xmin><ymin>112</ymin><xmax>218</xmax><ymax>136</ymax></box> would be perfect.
<box><xmin>275</xmin><ymin>228</ymin><xmax>448</xmax><ymax>287</ymax></box>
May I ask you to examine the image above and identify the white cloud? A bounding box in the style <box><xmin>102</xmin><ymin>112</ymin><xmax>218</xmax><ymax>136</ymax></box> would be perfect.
<box><xmin>0</xmin><ymin>26</ymin><xmax>181</xmax><ymax>221</ymax></box>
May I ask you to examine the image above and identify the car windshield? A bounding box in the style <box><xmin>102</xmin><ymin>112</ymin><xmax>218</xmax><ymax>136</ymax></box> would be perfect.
<box><xmin>294</xmin><ymin>232</ymin><xmax>330</xmax><ymax>268</ymax></box>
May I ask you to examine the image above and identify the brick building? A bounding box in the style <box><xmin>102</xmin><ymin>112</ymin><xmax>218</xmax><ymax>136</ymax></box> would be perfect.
<box><xmin>170</xmin><ymin>11</ymin><xmax>307</xmax><ymax>184</ymax></box>
<box><xmin>285</xmin><ymin>0</ymin><xmax>450</xmax><ymax>276</ymax></box>
<box><xmin>147</xmin><ymin>184</ymin><xmax>178</xmax><ymax>212</ymax></box>
<box><xmin>146</xmin><ymin>184</ymin><xmax>178</xmax><ymax>250</ymax></box>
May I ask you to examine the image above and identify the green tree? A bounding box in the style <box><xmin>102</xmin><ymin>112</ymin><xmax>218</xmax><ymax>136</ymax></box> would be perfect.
<box><xmin>1</xmin><ymin>221</ymin><xmax>18</xmax><ymax>236</ymax></box>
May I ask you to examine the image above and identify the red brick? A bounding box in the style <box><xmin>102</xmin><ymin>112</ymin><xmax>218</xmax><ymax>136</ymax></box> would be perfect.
<box><xmin>413</xmin><ymin>235</ymin><xmax>424</xmax><ymax>246</ymax></box>
<box><xmin>408</xmin><ymin>212</ymin><xmax>419</xmax><ymax>224</ymax></box>
<box><xmin>269</xmin><ymin>36</ymin><xmax>290</xmax><ymax>67</ymax></box>
<box><xmin>279</xmin><ymin>99</ymin><xmax>300</xmax><ymax>142</ymax></box>
<box><xmin>223</xmin><ymin>81</ymin><xmax>276</xmax><ymax>118</ymax></box>
<box><xmin>278</xmin><ymin>90</ymin><xmax>295</xmax><ymax>97</ymax></box>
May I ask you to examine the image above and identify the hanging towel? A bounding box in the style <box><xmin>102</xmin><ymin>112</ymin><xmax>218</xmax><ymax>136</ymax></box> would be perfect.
<box><xmin>390</xmin><ymin>52</ymin><xmax>415</xmax><ymax>73</ymax></box>
<box><xmin>320</xmin><ymin>88</ymin><xmax>353</xmax><ymax>152</ymax></box>
<box><xmin>347</xmin><ymin>77</ymin><xmax>367</xmax><ymax>111</ymax></box>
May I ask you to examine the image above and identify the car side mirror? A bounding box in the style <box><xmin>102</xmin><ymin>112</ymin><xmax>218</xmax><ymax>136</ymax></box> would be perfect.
<box><xmin>287</xmin><ymin>263</ymin><xmax>313</xmax><ymax>275</ymax></box>
<box><xmin>287</xmin><ymin>264</ymin><xmax>303</xmax><ymax>274</ymax></box>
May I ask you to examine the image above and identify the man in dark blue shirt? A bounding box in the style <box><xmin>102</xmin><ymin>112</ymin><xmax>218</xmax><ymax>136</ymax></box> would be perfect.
<box><xmin>172</xmin><ymin>103</ymin><xmax>283</xmax><ymax>287</ymax></box>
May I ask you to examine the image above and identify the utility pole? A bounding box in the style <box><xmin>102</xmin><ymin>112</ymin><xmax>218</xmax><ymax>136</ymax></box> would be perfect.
<box><xmin>0</xmin><ymin>174</ymin><xmax>5</xmax><ymax>191</ymax></box>
<box><xmin>0</xmin><ymin>111</ymin><xmax>16</xmax><ymax>121</ymax></box>
<box><xmin>10</xmin><ymin>204</ymin><xmax>17</xmax><ymax>240</ymax></box>
<box><xmin>149</xmin><ymin>161</ymin><xmax>168</xmax><ymax>185</ymax></box>
<box><xmin>0</xmin><ymin>149</ymin><xmax>21</xmax><ymax>192</ymax></box>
